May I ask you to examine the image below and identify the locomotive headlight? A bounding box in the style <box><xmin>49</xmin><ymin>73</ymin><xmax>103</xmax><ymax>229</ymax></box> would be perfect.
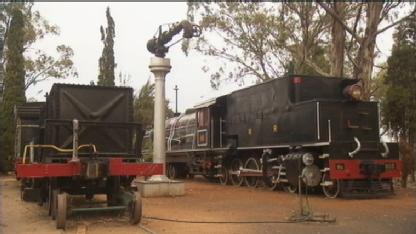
<box><xmin>302</xmin><ymin>153</ymin><xmax>314</xmax><ymax>166</ymax></box>
<box><xmin>343</xmin><ymin>84</ymin><xmax>362</xmax><ymax>101</ymax></box>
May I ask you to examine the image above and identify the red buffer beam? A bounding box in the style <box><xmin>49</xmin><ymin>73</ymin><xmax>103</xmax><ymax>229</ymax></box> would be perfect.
<box><xmin>15</xmin><ymin>158</ymin><xmax>163</xmax><ymax>178</ymax></box>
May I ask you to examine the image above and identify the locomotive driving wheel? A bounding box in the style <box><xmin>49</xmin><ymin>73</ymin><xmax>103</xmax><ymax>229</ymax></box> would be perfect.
<box><xmin>218</xmin><ymin>165</ymin><xmax>229</xmax><ymax>185</ymax></box>
<box><xmin>56</xmin><ymin>192</ymin><xmax>68</xmax><ymax>229</ymax></box>
<box><xmin>229</xmin><ymin>158</ymin><xmax>244</xmax><ymax>186</ymax></box>
<box><xmin>265</xmin><ymin>176</ymin><xmax>280</xmax><ymax>191</ymax></box>
<box><xmin>129</xmin><ymin>192</ymin><xmax>142</xmax><ymax>224</ymax></box>
<box><xmin>244</xmin><ymin>157</ymin><xmax>259</xmax><ymax>187</ymax></box>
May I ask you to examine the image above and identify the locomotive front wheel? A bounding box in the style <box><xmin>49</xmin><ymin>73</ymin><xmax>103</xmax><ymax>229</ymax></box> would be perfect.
<box><xmin>322</xmin><ymin>179</ymin><xmax>341</xmax><ymax>199</ymax></box>
<box><xmin>284</xmin><ymin>184</ymin><xmax>298</xmax><ymax>194</ymax></box>
<box><xmin>244</xmin><ymin>157</ymin><xmax>259</xmax><ymax>188</ymax></box>
<box><xmin>129</xmin><ymin>192</ymin><xmax>142</xmax><ymax>224</ymax></box>
<box><xmin>229</xmin><ymin>158</ymin><xmax>244</xmax><ymax>186</ymax></box>
<box><xmin>219</xmin><ymin>166</ymin><xmax>229</xmax><ymax>185</ymax></box>
<box><xmin>56</xmin><ymin>192</ymin><xmax>68</xmax><ymax>229</ymax></box>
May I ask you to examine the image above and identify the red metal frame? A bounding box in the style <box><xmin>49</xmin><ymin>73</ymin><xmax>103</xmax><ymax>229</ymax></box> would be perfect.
<box><xmin>329</xmin><ymin>159</ymin><xmax>401</xmax><ymax>180</ymax></box>
<box><xmin>15</xmin><ymin>158</ymin><xmax>163</xmax><ymax>178</ymax></box>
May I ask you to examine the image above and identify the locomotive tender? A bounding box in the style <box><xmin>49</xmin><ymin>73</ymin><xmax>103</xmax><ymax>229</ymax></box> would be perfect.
<box><xmin>163</xmin><ymin>75</ymin><xmax>401</xmax><ymax>198</ymax></box>
<box><xmin>14</xmin><ymin>84</ymin><xmax>162</xmax><ymax>229</ymax></box>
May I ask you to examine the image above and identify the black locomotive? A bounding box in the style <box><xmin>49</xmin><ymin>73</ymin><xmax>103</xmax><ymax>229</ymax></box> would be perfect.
<box><xmin>161</xmin><ymin>75</ymin><xmax>401</xmax><ymax>198</ymax></box>
<box><xmin>15</xmin><ymin>84</ymin><xmax>162</xmax><ymax>229</ymax></box>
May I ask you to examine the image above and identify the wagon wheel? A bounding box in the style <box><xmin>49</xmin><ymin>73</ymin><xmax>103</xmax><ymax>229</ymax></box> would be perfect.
<box><xmin>51</xmin><ymin>189</ymin><xmax>59</xmax><ymax>220</ymax></box>
<box><xmin>48</xmin><ymin>182</ymin><xmax>55</xmax><ymax>216</ymax></box>
<box><xmin>107</xmin><ymin>177</ymin><xmax>121</xmax><ymax>206</ymax></box>
<box><xmin>229</xmin><ymin>158</ymin><xmax>244</xmax><ymax>186</ymax></box>
<box><xmin>129</xmin><ymin>192</ymin><xmax>142</xmax><ymax>224</ymax></box>
<box><xmin>322</xmin><ymin>173</ymin><xmax>341</xmax><ymax>199</ymax></box>
<box><xmin>244</xmin><ymin>157</ymin><xmax>259</xmax><ymax>188</ymax></box>
<box><xmin>167</xmin><ymin>163</ymin><xmax>177</xmax><ymax>179</ymax></box>
<box><xmin>56</xmin><ymin>192</ymin><xmax>68</xmax><ymax>229</ymax></box>
<box><xmin>218</xmin><ymin>165</ymin><xmax>229</xmax><ymax>185</ymax></box>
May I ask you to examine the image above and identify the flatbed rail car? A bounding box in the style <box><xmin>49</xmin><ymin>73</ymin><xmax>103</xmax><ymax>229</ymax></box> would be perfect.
<box><xmin>161</xmin><ymin>75</ymin><xmax>401</xmax><ymax>198</ymax></box>
<box><xmin>14</xmin><ymin>84</ymin><xmax>162</xmax><ymax>229</ymax></box>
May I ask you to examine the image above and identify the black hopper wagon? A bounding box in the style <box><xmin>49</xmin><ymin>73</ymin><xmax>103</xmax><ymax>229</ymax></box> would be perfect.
<box><xmin>160</xmin><ymin>75</ymin><xmax>401</xmax><ymax>198</ymax></box>
<box><xmin>14</xmin><ymin>84</ymin><xmax>162</xmax><ymax>229</ymax></box>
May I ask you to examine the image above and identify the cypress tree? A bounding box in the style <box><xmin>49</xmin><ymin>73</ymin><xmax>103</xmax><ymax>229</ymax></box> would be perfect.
<box><xmin>97</xmin><ymin>7</ymin><xmax>115</xmax><ymax>86</ymax></box>
<box><xmin>0</xmin><ymin>6</ymin><xmax>26</xmax><ymax>172</ymax></box>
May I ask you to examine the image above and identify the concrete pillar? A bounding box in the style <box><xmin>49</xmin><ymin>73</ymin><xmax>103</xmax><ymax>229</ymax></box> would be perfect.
<box><xmin>136</xmin><ymin>57</ymin><xmax>184</xmax><ymax>196</ymax></box>
<box><xmin>149</xmin><ymin>57</ymin><xmax>171</xmax><ymax>181</ymax></box>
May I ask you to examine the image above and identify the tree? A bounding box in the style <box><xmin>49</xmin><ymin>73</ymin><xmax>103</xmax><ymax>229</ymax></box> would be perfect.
<box><xmin>0</xmin><ymin>3</ymin><xmax>77</xmax><ymax>90</ymax></box>
<box><xmin>329</xmin><ymin>2</ymin><xmax>346</xmax><ymax>77</ymax></box>
<box><xmin>186</xmin><ymin>2</ymin><xmax>335</xmax><ymax>89</ymax></box>
<box><xmin>97</xmin><ymin>7</ymin><xmax>115</xmax><ymax>86</ymax></box>
<box><xmin>0</xmin><ymin>2</ymin><xmax>77</xmax><ymax>172</ymax></box>
<box><xmin>381</xmin><ymin>14</ymin><xmax>416</xmax><ymax>187</ymax></box>
<box><xmin>318</xmin><ymin>2</ymin><xmax>416</xmax><ymax>100</ymax></box>
<box><xmin>134</xmin><ymin>79</ymin><xmax>174</xmax><ymax>127</ymax></box>
<box><xmin>0</xmin><ymin>5</ymin><xmax>26</xmax><ymax>172</ymax></box>
<box><xmin>25</xmin><ymin>45</ymin><xmax>77</xmax><ymax>89</ymax></box>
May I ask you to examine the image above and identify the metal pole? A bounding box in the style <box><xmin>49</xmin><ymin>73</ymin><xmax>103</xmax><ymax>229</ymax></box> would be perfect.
<box><xmin>149</xmin><ymin>57</ymin><xmax>171</xmax><ymax>181</ymax></box>
<box><xmin>174</xmin><ymin>85</ymin><xmax>178</xmax><ymax>115</ymax></box>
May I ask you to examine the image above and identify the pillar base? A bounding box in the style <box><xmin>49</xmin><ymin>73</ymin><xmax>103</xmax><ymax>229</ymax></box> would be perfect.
<box><xmin>135</xmin><ymin>176</ymin><xmax>185</xmax><ymax>197</ymax></box>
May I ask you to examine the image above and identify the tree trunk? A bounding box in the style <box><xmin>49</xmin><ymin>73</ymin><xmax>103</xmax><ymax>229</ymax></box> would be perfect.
<box><xmin>353</xmin><ymin>3</ymin><xmax>383</xmax><ymax>100</ymax></box>
<box><xmin>330</xmin><ymin>2</ymin><xmax>345</xmax><ymax>77</ymax></box>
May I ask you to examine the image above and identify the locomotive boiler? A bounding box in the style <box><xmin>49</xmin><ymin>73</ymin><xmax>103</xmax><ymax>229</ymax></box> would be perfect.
<box><xmin>160</xmin><ymin>75</ymin><xmax>401</xmax><ymax>198</ymax></box>
<box><xmin>14</xmin><ymin>84</ymin><xmax>162</xmax><ymax>229</ymax></box>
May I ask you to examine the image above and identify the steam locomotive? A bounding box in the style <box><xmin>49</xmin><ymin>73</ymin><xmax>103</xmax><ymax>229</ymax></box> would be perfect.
<box><xmin>161</xmin><ymin>75</ymin><xmax>401</xmax><ymax>198</ymax></box>
<box><xmin>14</xmin><ymin>84</ymin><xmax>162</xmax><ymax>229</ymax></box>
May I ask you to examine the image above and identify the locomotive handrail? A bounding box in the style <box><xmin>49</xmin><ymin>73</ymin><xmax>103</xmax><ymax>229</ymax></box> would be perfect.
<box><xmin>21</xmin><ymin>144</ymin><xmax>97</xmax><ymax>164</ymax></box>
<box><xmin>348</xmin><ymin>137</ymin><xmax>361</xmax><ymax>158</ymax></box>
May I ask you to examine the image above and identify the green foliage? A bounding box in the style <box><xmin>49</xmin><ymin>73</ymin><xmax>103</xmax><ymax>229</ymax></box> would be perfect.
<box><xmin>134</xmin><ymin>79</ymin><xmax>155</xmax><ymax>126</ymax></box>
<box><xmin>133</xmin><ymin>79</ymin><xmax>175</xmax><ymax>127</ymax></box>
<box><xmin>97</xmin><ymin>7</ymin><xmax>116</xmax><ymax>87</ymax></box>
<box><xmin>134</xmin><ymin>79</ymin><xmax>174</xmax><ymax>161</ymax></box>
<box><xmin>0</xmin><ymin>6</ymin><xmax>26</xmax><ymax>172</ymax></box>
<box><xmin>382</xmin><ymin>14</ymin><xmax>416</xmax><ymax>138</ymax></box>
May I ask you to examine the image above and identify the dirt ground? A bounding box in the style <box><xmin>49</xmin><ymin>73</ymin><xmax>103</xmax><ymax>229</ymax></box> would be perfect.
<box><xmin>1</xmin><ymin>176</ymin><xmax>415</xmax><ymax>234</ymax></box>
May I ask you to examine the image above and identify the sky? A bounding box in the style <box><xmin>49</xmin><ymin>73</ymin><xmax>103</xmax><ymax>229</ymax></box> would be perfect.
<box><xmin>27</xmin><ymin>2</ymin><xmax>400</xmax><ymax>112</ymax></box>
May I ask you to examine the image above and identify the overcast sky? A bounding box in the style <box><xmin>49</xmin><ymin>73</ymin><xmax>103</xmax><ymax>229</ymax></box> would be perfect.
<box><xmin>27</xmin><ymin>2</ymin><xmax>400</xmax><ymax>112</ymax></box>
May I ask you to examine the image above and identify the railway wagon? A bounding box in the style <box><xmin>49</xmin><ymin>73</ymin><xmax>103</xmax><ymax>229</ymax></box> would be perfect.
<box><xmin>162</xmin><ymin>75</ymin><xmax>401</xmax><ymax>198</ymax></box>
<box><xmin>14</xmin><ymin>84</ymin><xmax>163</xmax><ymax>229</ymax></box>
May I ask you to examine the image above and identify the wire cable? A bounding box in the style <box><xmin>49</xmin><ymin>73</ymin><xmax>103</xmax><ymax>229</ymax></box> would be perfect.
<box><xmin>142</xmin><ymin>216</ymin><xmax>335</xmax><ymax>224</ymax></box>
